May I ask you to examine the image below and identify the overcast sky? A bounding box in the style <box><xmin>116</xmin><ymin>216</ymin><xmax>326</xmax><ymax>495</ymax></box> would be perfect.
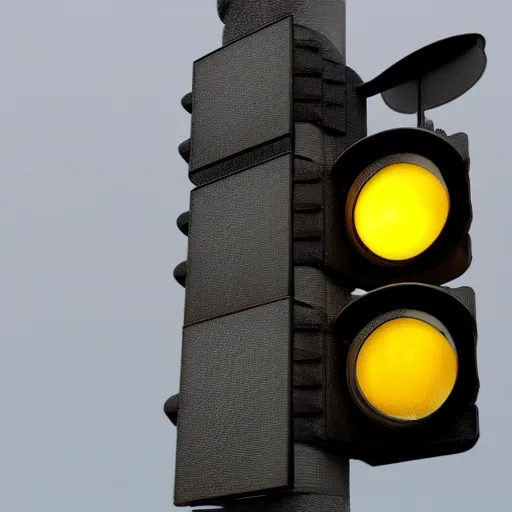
<box><xmin>0</xmin><ymin>0</ymin><xmax>509</xmax><ymax>511</ymax></box>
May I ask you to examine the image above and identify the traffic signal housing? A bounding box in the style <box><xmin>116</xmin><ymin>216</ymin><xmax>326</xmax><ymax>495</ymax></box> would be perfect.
<box><xmin>327</xmin><ymin>282</ymin><xmax>479</xmax><ymax>465</ymax></box>
<box><xmin>329</xmin><ymin>127</ymin><xmax>472</xmax><ymax>290</ymax></box>
<box><xmin>164</xmin><ymin>16</ymin><xmax>486</xmax><ymax>508</ymax></box>
<box><xmin>318</xmin><ymin>33</ymin><xmax>486</xmax><ymax>465</ymax></box>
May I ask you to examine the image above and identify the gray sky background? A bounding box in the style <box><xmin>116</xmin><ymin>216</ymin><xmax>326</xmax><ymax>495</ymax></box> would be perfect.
<box><xmin>0</xmin><ymin>1</ymin><xmax>508</xmax><ymax>511</ymax></box>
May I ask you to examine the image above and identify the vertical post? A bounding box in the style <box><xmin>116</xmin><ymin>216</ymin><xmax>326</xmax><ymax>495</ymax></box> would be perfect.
<box><xmin>417</xmin><ymin>75</ymin><xmax>426</xmax><ymax>127</ymax></box>
<box><xmin>218</xmin><ymin>0</ymin><xmax>346</xmax><ymax>61</ymax></box>
<box><xmin>208</xmin><ymin>2</ymin><xmax>351</xmax><ymax>512</ymax></box>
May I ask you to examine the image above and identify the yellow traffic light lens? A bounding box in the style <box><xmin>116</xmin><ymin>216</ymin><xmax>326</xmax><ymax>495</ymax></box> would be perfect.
<box><xmin>355</xmin><ymin>317</ymin><xmax>457</xmax><ymax>421</ymax></box>
<box><xmin>353</xmin><ymin>162</ymin><xmax>450</xmax><ymax>261</ymax></box>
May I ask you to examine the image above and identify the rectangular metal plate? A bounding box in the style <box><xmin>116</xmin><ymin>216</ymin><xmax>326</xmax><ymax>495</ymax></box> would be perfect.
<box><xmin>190</xmin><ymin>16</ymin><xmax>293</xmax><ymax>173</ymax></box>
<box><xmin>174</xmin><ymin>299</ymin><xmax>293</xmax><ymax>505</ymax></box>
<box><xmin>184</xmin><ymin>154</ymin><xmax>292</xmax><ymax>326</ymax></box>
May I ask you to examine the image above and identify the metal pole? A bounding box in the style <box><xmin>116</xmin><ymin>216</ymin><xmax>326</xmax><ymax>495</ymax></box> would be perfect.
<box><xmin>200</xmin><ymin>2</ymin><xmax>352</xmax><ymax>512</ymax></box>
<box><xmin>218</xmin><ymin>0</ymin><xmax>346</xmax><ymax>61</ymax></box>
<box><xmin>417</xmin><ymin>76</ymin><xmax>426</xmax><ymax>127</ymax></box>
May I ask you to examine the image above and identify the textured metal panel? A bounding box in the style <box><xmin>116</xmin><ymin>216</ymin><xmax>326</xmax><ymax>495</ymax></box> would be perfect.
<box><xmin>185</xmin><ymin>155</ymin><xmax>292</xmax><ymax>325</ymax></box>
<box><xmin>174</xmin><ymin>299</ymin><xmax>293</xmax><ymax>505</ymax></box>
<box><xmin>190</xmin><ymin>17</ymin><xmax>293</xmax><ymax>172</ymax></box>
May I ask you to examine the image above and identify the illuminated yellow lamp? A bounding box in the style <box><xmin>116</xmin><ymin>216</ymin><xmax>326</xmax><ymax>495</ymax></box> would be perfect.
<box><xmin>354</xmin><ymin>316</ymin><xmax>458</xmax><ymax>422</ymax></box>
<box><xmin>353</xmin><ymin>162</ymin><xmax>450</xmax><ymax>261</ymax></box>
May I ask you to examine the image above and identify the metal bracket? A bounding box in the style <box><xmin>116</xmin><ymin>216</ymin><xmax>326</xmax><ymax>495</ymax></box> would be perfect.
<box><xmin>358</xmin><ymin>33</ymin><xmax>487</xmax><ymax>126</ymax></box>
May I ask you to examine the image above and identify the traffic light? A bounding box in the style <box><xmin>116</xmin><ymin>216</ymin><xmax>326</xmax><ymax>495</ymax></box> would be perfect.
<box><xmin>164</xmin><ymin>7</ymin><xmax>486</xmax><ymax>509</ymax></box>
<box><xmin>320</xmin><ymin>33</ymin><xmax>486</xmax><ymax>466</ymax></box>
<box><xmin>328</xmin><ymin>126</ymin><xmax>472</xmax><ymax>289</ymax></box>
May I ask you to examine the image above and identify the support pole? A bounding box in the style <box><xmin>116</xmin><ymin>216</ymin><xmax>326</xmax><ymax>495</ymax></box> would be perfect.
<box><xmin>202</xmin><ymin>2</ymin><xmax>352</xmax><ymax>512</ymax></box>
<box><xmin>218</xmin><ymin>0</ymin><xmax>346</xmax><ymax>61</ymax></box>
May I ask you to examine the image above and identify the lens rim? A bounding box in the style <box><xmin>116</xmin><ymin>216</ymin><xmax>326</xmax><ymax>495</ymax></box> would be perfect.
<box><xmin>345</xmin><ymin>154</ymin><xmax>449</xmax><ymax>265</ymax></box>
<box><xmin>347</xmin><ymin>309</ymin><xmax>457</xmax><ymax>427</ymax></box>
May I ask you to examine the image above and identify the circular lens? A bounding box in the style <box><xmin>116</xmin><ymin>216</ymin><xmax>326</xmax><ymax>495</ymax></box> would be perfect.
<box><xmin>354</xmin><ymin>316</ymin><xmax>458</xmax><ymax>422</ymax></box>
<box><xmin>353</xmin><ymin>162</ymin><xmax>450</xmax><ymax>261</ymax></box>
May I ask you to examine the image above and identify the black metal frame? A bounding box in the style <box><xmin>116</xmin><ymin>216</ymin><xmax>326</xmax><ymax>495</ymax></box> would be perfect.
<box><xmin>331</xmin><ymin>127</ymin><xmax>472</xmax><ymax>288</ymax></box>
